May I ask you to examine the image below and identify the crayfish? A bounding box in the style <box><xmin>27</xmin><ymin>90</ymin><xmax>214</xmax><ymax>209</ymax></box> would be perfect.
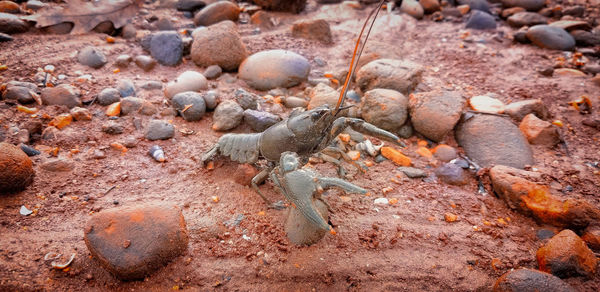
<box><xmin>202</xmin><ymin>0</ymin><xmax>396</xmax><ymax>208</ymax></box>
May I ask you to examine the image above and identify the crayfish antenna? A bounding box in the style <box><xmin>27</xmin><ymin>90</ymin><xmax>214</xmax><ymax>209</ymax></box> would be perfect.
<box><xmin>333</xmin><ymin>0</ymin><xmax>386</xmax><ymax>116</ymax></box>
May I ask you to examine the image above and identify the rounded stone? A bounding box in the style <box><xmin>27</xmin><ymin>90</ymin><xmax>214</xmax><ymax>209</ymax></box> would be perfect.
<box><xmin>360</xmin><ymin>88</ymin><xmax>408</xmax><ymax>133</ymax></box>
<box><xmin>116</xmin><ymin>79</ymin><xmax>136</xmax><ymax>97</ymax></box>
<box><xmin>536</xmin><ymin>229</ymin><xmax>597</xmax><ymax>278</ymax></box>
<box><xmin>507</xmin><ymin>12</ymin><xmax>548</xmax><ymax>28</ymax></box>
<box><xmin>400</xmin><ymin>0</ymin><xmax>424</xmax><ymax>20</ymax></box>
<box><xmin>98</xmin><ymin>88</ymin><xmax>121</xmax><ymax>106</ymax></box>
<box><xmin>466</xmin><ymin>10</ymin><xmax>497</xmax><ymax>30</ymax></box>
<box><xmin>193</xmin><ymin>1</ymin><xmax>240</xmax><ymax>27</ymax></box>
<box><xmin>283</xmin><ymin>96</ymin><xmax>308</xmax><ymax>108</ymax></box>
<box><xmin>84</xmin><ymin>204</ymin><xmax>188</xmax><ymax>280</ymax></box>
<box><xmin>238</xmin><ymin>49</ymin><xmax>311</xmax><ymax>91</ymax></box>
<box><xmin>0</xmin><ymin>12</ymin><xmax>28</xmax><ymax>34</ymax></box>
<box><xmin>435</xmin><ymin>163</ymin><xmax>467</xmax><ymax>185</ymax></box>
<box><xmin>77</xmin><ymin>46</ymin><xmax>107</xmax><ymax>69</ymax></box>
<box><xmin>493</xmin><ymin>268</ymin><xmax>575</xmax><ymax>292</ymax></box>
<box><xmin>145</xmin><ymin>120</ymin><xmax>175</xmax><ymax>140</ymax></box>
<box><xmin>285</xmin><ymin>199</ymin><xmax>329</xmax><ymax>246</ymax></box>
<box><xmin>176</xmin><ymin>0</ymin><xmax>206</xmax><ymax>12</ymax></box>
<box><xmin>134</xmin><ymin>55</ymin><xmax>156</xmax><ymax>71</ymax></box>
<box><xmin>201</xmin><ymin>90</ymin><xmax>218</xmax><ymax>110</ymax></box>
<box><xmin>356</xmin><ymin>59</ymin><xmax>424</xmax><ymax>95</ymax></box>
<box><xmin>41</xmin><ymin>84</ymin><xmax>82</xmax><ymax>108</ymax></box>
<box><xmin>164</xmin><ymin>71</ymin><xmax>208</xmax><ymax>99</ymax></box>
<box><xmin>212</xmin><ymin>100</ymin><xmax>243</xmax><ymax>131</ymax></box>
<box><xmin>150</xmin><ymin>31</ymin><xmax>183</xmax><ymax>66</ymax></box>
<box><xmin>291</xmin><ymin>19</ymin><xmax>333</xmax><ymax>44</ymax></box>
<box><xmin>191</xmin><ymin>21</ymin><xmax>247</xmax><ymax>71</ymax></box>
<box><xmin>120</xmin><ymin>97</ymin><xmax>144</xmax><ymax>115</ymax></box>
<box><xmin>172</xmin><ymin>91</ymin><xmax>207</xmax><ymax>121</ymax></box>
<box><xmin>433</xmin><ymin>144</ymin><xmax>457</xmax><ymax>162</ymax></box>
<box><xmin>243</xmin><ymin>109</ymin><xmax>281</xmax><ymax>132</ymax></box>
<box><xmin>501</xmin><ymin>0</ymin><xmax>545</xmax><ymax>11</ymax></box>
<box><xmin>2</xmin><ymin>86</ymin><xmax>35</xmax><ymax>104</ymax></box>
<box><xmin>0</xmin><ymin>1</ymin><xmax>20</xmax><ymax>13</ymax></box>
<box><xmin>526</xmin><ymin>25</ymin><xmax>575</xmax><ymax>51</ymax></box>
<box><xmin>203</xmin><ymin>65</ymin><xmax>222</xmax><ymax>79</ymax></box>
<box><xmin>420</xmin><ymin>0</ymin><xmax>441</xmax><ymax>14</ymax></box>
<box><xmin>253</xmin><ymin>0</ymin><xmax>306</xmax><ymax>13</ymax></box>
<box><xmin>409</xmin><ymin>90</ymin><xmax>465</xmax><ymax>142</ymax></box>
<box><xmin>0</xmin><ymin>142</ymin><xmax>34</xmax><ymax>193</ymax></box>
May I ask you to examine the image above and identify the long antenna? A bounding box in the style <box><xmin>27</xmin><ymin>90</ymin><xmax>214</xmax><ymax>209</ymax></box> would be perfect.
<box><xmin>333</xmin><ymin>0</ymin><xmax>386</xmax><ymax>116</ymax></box>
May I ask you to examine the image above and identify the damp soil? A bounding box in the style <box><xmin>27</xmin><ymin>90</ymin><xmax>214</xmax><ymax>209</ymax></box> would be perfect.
<box><xmin>1</xmin><ymin>1</ymin><xmax>599</xmax><ymax>291</ymax></box>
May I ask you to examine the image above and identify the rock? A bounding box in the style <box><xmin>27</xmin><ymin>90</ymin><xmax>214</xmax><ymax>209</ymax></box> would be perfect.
<box><xmin>155</xmin><ymin>17</ymin><xmax>175</xmax><ymax>31</ymax></box>
<box><xmin>98</xmin><ymin>88</ymin><xmax>121</xmax><ymax>106</ymax></box>
<box><xmin>121</xmin><ymin>23</ymin><xmax>137</xmax><ymax>39</ymax></box>
<box><xmin>432</xmin><ymin>144</ymin><xmax>457</xmax><ymax>162</ymax></box>
<box><xmin>493</xmin><ymin>268</ymin><xmax>575</xmax><ymax>292</ymax></box>
<box><xmin>176</xmin><ymin>0</ymin><xmax>206</xmax><ymax>11</ymax></box>
<box><xmin>400</xmin><ymin>0</ymin><xmax>424</xmax><ymax>20</ymax></box>
<box><xmin>77</xmin><ymin>47</ymin><xmax>107</xmax><ymax>69</ymax></box>
<box><xmin>233</xmin><ymin>164</ymin><xmax>259</xmax><ymax>186</ymax></box>
<box><xmin>435</xmin><ymin>163</ymin><xmax>467</xmax><ymax>185</ymax></box>
<box><xmin>456</xmin><ymin>114</ymin><xmax>533</xmax><ymax>168</ymax></box>
<box><xmin>201</xmin><ymin>90</ymin><xmax>218</xmax><ymax>110</ymax></box>
<box><xmin>41</xmin><ymin>85</ymin><xmax>81</xmax><ymax>108</ymax></box>
<box><xmin>409</xmin><ymin>90</ymin><xmax>465</xmax><ymax>142</ymax></box>
<box><xmin>203</xmin><ymin>65</ymin><xmax>222</xmax><ymax>79</ymax></box>
<box><xmin>41</xmin><ymin>126</ymin><xmax>59</xmax><ymax>140</ymax></box>
<box><xmin>140</xmin><ymin>81</ymin><xmax>163</xmax><ymax>91</ymax></box>
<box><xmin>458</xmin><ymin>0</ymin><xmax>490</xmax><ymax>13</ymax></box>
<box><xmin>145</xmin><ymin>120</ymin><xmax>175</xmax><ymax>140</ymax></box>
<box><xmin>84</xmin><ymin>204</ymin><xmax>188</xmax><ymax>280</ymax></box>
<box><xmin>442</xmin><ymin>7</ymin><xmax>463</xmax><ymax>18</ymax></box>
<box><xmin>505</xmin><ymin>99</ymin><xmax>549</xmax><ymax>121</ymax></box>
<box><xmin>501</xmin><ymin>7</ymin><xmax>525</xmax><ymax>18</ymax></box>
<box><xmin>501</xmin><ymin>0</ymin><xmax>545</xmax><ymax>11</ymax></box>
<box><xmin>116</xmin><ymin>79</ymin><xmax>136</xmax><ymax>97</ymax></box>
<box><xmin>139</xmin><ymin>101</ymin><xmax>157</xmax><ymax>116</ymax></box>
<box><xmin>212</xmin><ymin>100</ymin><xmax>243</xmax><ymax>131</ymax></box>
<box><xmin>284</xmin><ymin>96</ymin><xmax>308</xmax><ymax>108</ymax></box>
<box><xmin>102</xmin><ymin>121</ymin><xmax>124</xmax><ymax>135</ymax></box>
<box><xmin>120</xmin><ymin>97</ymin><xmax>144</xmax><ymax>115</ymax></box>
<box><xmin>42</xmin><ymin>22</ymin><xmax>73</xmax><ymax>34</ymax></box>
<box><xmin>114</xmin><ymin>54</ymin><xmax>132</xmax><ymax>67</ymax></box>
<box><xmin>456</xmin><ymin>4</ymin><xmax>470</xmax><ymax>15</ymax></box>
<box><xmin>397</xmin><ymin>166</ymin><xmax>427</xmax><ymax>178</ymax></box>
<box><xmin>0</xmin><ymin>142</ymin><xmax>34</xmax><ymax>193</ymax></box>
<box><xmin>0</xmin><ymin>1</ymin><xmax>19</xmax><ymax>13</ymax></box>
<box><xmin>513</xmin><ymin>28</ymin><xmax>530</xmax><ymax>43</ymax></box>
<box><xmin>0</xmin><ymin>32</ymin><xmax>13</xmax><ymax>41</ymax></box>
<box><xmin>25</xmin><ymin>0</ymin><xmax>46</xmax><ymax>11</ymax></box>
<box><xmin>2</xmin><ymin>86</ymin><xmax>36</xmax><ymax>104</ymax></box>
<box><xmin>164</xmin><ymin>70</ymin><xmax>208</xmax><ymax>99</ymax></box>
<box><xmin>536</xmin><ymin>229</ymin><xmax>597</xmax><ymax>278</ymax></box>
<box><xmin>70</xmin><ymin>107</ymin><xmax>92</xmax><ymax>121</ymax></box>
<box><xmin>548</xmin><ymin>21</ymin><xmax>591</xmax><ymax>32</ymax></box>
<box><xmin>526</xmin><ymin>25</ymin><xmax>575</xmax><ymax>51</ymax></box>
<box><xmin>243</xmin><ymin>109</ymin><xmax>281</xmax><ymax>132</ymax></box>
<box><xmin>253</xmin><ymin>0</ymin><xmax>306</xmax><ymax>13</ymax></box>
<box><xmin>239</xmin><ymin>49</ymin><xmax>310</xmax><ymax>91</ymax></box>
<box><xmin>356</xmin><ymin>59</ymin><xmax>424</xmax><ymax>95</ymax></box>
<box><xmin>581</xmin><ymin>225</ymin><xmax>600</xmax><ymax>251</ymax></box>
<box><xmin>466</xmin><ymin>10</ymin><xmax>497</xmax><ymax>30</ymax></box>
<box><xmin>307</xmin><ymin>83</ymin><xmax>338</xmax><ymax>110</ymax></box>
<box><xmin>469</xmin><ymin>95</ymin><xmax>505</xmax><ymax>113</ymax></box>
<box><xmin>285</xmin><ymin>198</ymin><xmax>328</xmax><ymax>246</ymax></box>
<box><xmin>250</xmin><ymin>10</ymin><xmax>275</xmax><ymax>30</ymax></box>
<box><xmin>134</xmin><ymin>55</ymin><xmax>156</xmax><ymax>71</ymax></box>
<box><xmin>507</xmin><ymin>12</ymin><xmax>548</xmax><ymax>28</ymax></box>
<box><xmin>191</xmin><ymin>21</ymin><xmax>247</xmax><ymax>71</ymax></box>
<box><xmin>150</xmin><ymin>31</ymin><xmax>183</xmax><ymax>66</ymax></box>
<box><xmin>291</xmin><ymin>19</ymin><xmax>333</xmax><ymax>44</ymax></box>
<box><xmin>553</xmin><ymin>68</ymin><xmax>586</xmax><ymax>77</ymax></box>
<box><xmin>360</xmin><ymin>88</ymin><xmax>408</xmax><ymax>133</ymax></box>
<box><xmin>0</xmin><ymin>12</ymin><xmax>28</xmax><ymax>34</ymax></box>
<box><xmin>562</xmin><ymin>6</ymin><xmax>584</xmax><ymax>17</ymax></box>
<box><xmin>519</xmin><ymin>114</ymin><xmax>559</xmax><ymax>146</ymax></box>
<box><xmin>570</xmin><ymin>30</ymin><xmax>600</xmax><ymax>47</ymax></box>
<box><xmin>40</xmin><ymin>158</ymin><xmax>74</xmax><ymax>172</ymax></box>
<box><xmin>420</xmin><ymin>0</ymin><xmax>441</xmax><ymax>14</ymax></box>
<box><xmin>233</xmin><ymin>88</ymin><xmax>259</xmax><ymax>110</ymax></box>
<box><xmin>93</xmin><ymin>150</ymin><xmax>106</xmax><ymax>159</ymax></box>
<box><xmin>172</xmin><ymin>91</ymin><xmax>206</xmax><ymax>121</ymax></box>
<box><xmin>193</xmin><ymin>1</ymin><xmax>239</xmax><ymax>27</ymax></box>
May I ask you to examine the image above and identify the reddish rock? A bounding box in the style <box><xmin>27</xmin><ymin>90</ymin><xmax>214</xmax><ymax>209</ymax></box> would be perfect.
<box><xmin>40</xmin><ymin>84</ymin><xmax>82</xmax><ymax>108</ymax></box>
<box><xmin>0</xmin><ymin>142</ymin><xmax>34</xmax><ymax>193</ymax></box>
<box><xmin>493</xmin><ymin>268</ymin><xmax>575</xmax><ymax>292</ymax></box>
<box><xmin>252</xmin><ymin>0</ymin><xmax>306</xmax><ymax>13</ymax></box>
<box><xmin>0</xmin><ymin>1</ymin><xmax>19</xmax><ymax>14</ymax></box>
<box><xmin>233</xmin><ymin>164</ymin><xmax>259</xmax><ymax>186</ymax></box>
<box><xmin>410</xmin><ymin>90</ymin><xmax>465</xmax><ymax>142</ymax></box>
<box><xmin>432</xmin><ymin>144</ymin><xmax>457</xmax><ymax>162</ymax></box>
<box><xmin>504</xmin><ymin>99</ymin><xmax>549</xmax><ymax>122</ymax></box>
<box><xmin>536</xmin><ymin>229</ymin><xmax>597</xmax><ymax>278</ymax></box>
<box><xmin>191</xmin><ymin>21</ymin><xmax>247</xmax><ymax>71</ymax></box>
<box><xmin>360</xmin><ymin>88</ymin><xmax>408</xmax><ymax>133</ymax></box>
<box><xmin>250</xmin><ymin>10</ymin><xmax>275</xmax><ymax>30</ymax></box>
<box><xmin>519</xmin><ymin>114</ymin><xmax>559</xmax><ymax>146</ymax></box>
<box><xmin>291</xmin><ymin>19</ymin><xmax>333</xmax><ymax>44</ymax></box>
<box><xmin>193</xmin><ymin>1</ymin><xmax>240</xmax><ymax>27</ymax></box>
<box><xmin>420</xmin><ymin>0</ymin><xmax>441</xmax><ymax>14</ymax></box>
<box><xmin>84</xmin><ymin>204</ymin><xmax>188</xmax><ymax>280</ymax></box>
<box><xmin>581</xmin><ymin>225</ymin><xmax>600</xmax><ymax>251</ymax></box>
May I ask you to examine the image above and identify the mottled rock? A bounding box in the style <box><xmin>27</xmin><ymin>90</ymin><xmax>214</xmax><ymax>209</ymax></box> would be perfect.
<box><xmin>102</xmin><ymin>121</ymin><xmax>124</xmax><ymax>135</ymax></box>
<box><xmin>239</xmin><ymin>49</ymin><xmax>310</xmax><ymax>91</ymax></box>
<box><xmin>307</xmin><ymin>83</ymin><xmax>338</xmax><ymax>110</ymax></box>
<box><xmin>284</xmin><ymin>96</ymin><xmax>308</xmax><ymax>108</ymax></box>
<box><xmin>397</xmin><ymin>167</ymin><xmax>427</xmax><ymax>178</ymax></box>
<box><xmin>116</xmin><ymin>79</ymin><xmax>136</xmax><ymax>97</ymax></box>
<box><xmin>70</xmin><ymin>107</ymin><xmax>92</xmax><ymax>121</ymax></box>
<box><xmin>356</xmin><ymin>59</ymin><xmax>423</xmax><ymax>95</ymax></box>
<box><xmin>400</xmin><ymin>0</ymin><xmax>424</xmax><ymax>20</ymax></box>
<box><xmin>134</xmin><ymin>55</ymin><xmax>156</xmax><ymax>71</ymax></box>
<box><xmin>164</xmin><ymin>70</ymin><xmax>208</xmax><ymax>99</ymax></box>
<box><xmin>172</xmin><ymin>91</ymin><xmax>206</xmax><ymax>121</ymax></box>
<box><xmin>203</xmin><ymin>65</ymin><xmax>222</xmax><ymax>79</ymax></box>
<box><xmin>360</xmin><ymin>89</ymin><xmax>408</xmax><ymax>133</ymax></box>
<box><xmin>0</xmin><ymin>12</ymin><xmax>28</xmax><ymax>34</ymax></box>
<box><xmin>77</xmin><ymin>47</ymin><xmax>107</xmax><ymax>69</ymax></box>
<box><xmin>40</xmin><ymin>158</ymin><xmax>74</xmax><ymax>172</ymax></box>
<box><xmin>581</xmin><ymin>225</ymin><xmax>600</xmax><ymax>251</ymax></box>
<box><xmin>145</xmin><ymin>120</ymin><xmax>175</xmax><ymax>140</ymax></box>
<box><xmin>191</xmin><ymin>21</ymin><xmax>247</xmax><ymax>71</ymax></box>
<box><xmin>466</xmin><ymin>10</ymin><xmax>497</xmax><ymax>30</ymax></box>
<box><xmin>505</xmin><ymin>99</ymin><xmax>549</xmax><ymax>121</ymax></box>
<box><xmin>41</xmin><ymin>85</ymin><xmax>81</xmax><ymax>108</ymax></box>
<box><xmin>193</xmin><ymin>1</ymin><xmax>239</xmax><ymax>27</ymax></box>
<box><xmin>291</xmin><ymin>19</ymin><xmax>332</xmax><ymax>44</ymax></box>
<box><xmin>2</xmin><ymin>86</ymin><xmax>36</xmax><ymax>104</ymax></box>
<box><xmin>150</xmin><ymin>31</ymin><xmax>183</xmax><ymax>66</ymax></box>
<box><xmin>420</xmin><ymin>0</ymin><xmax>441</xmax><ymax>14</ymax></box>
<box><xmin>0</xmin><ymin>1</ymin><xmax>19</xmax><ymax>13</ymax></box>
<box><xmin>0</xmin><ymin>142</ymin><xmax>34</xmax><ymax>193</ymax></box>
<box><xmin>243</xmin><ymin>109</ymin><xmax>281</xmax><ymax>132</ymax></box>
<box><xmin>501</xmin><ymin>0</ymin><xmax>545</xmax><ymax>11</ymax></box>
<box><xmin>285</xmin><ymin>198</ymin><xmax>328</xmax><ymax>246</ymax></box>
<box><xmin>98</xmin><ymin>88</ymin><xmax>121</xmax><ymax>106</ymax></box>
<box><xmin>526</xmin><ymin>25</ymin><xmax>575</xmax><ymax>51</ymax></box>
<box><xmin>250</xmin><ymin>10</ymin><xmax>275</xmax><ymax>30</ymax></box>
<box><xmin>409</xmin><ymin>90</ymin><xmax>465</xmax><ymax>142</ymax></box>
<box><xmin>435</xmin><ymin>163</ymin><xmax>467</xmax><ymax>185</ymax></box>
<box><xmin>570</xmin><ymin>30</ymin><xmax>600</xmax><ymax>47</ymax></box>
<box><xmin>253</xmin><ymin>0</ymin><xmax>306</xmax><ymax>13</ymax></box>
<box><xmin>432</xmin><ymin>144</ymin><xmax>457</xmax><ymax>162</ymax></box>
<box><xmin>493</xmin><ymin>268</ymin><xmax>575</xmax><ymax>292</ymax></box>
<box><xmin>519</xmin><ymin>114</ymin><xmax>559</xmax><ymax>146</ymax></box>
<box><xmin>201</xmin><ymin>90</ymin><xmax>218</xmax><ymax>110</ymax></box>
<box><xmin>233</xmin><ymin>88</ymin><xmax>259</xmax><ymax>110</ymax></box>
<box><xmin>537</xmin><ymin>229</ymin><xmax>597</xmax><ymax>278</ymax></box>
<box><xmin>212</xmin><ymin>100</ymin><xmax>243</xmax><ymax>131</ymax></box>
<box><xmin>456</xmin><ymin>114</ymin><xmax>533</xmax><ymax>168</ymax></box>
<box><xmin>508</xmin><ymin>12</ymin><xmax>548</xmax><ymax>28</ymax></box>
<box><xmin>120</xmin><ymin>97</ymin><xmax>144</xmax><ymax>115</ymax></box>
<box><xmin>84</xmin><ymin>204</ymin><xmax>188</xmax><ymax>280</ymax></box>
<box><xmin>114</xmin><ymin>54</ymin><xmax>132</xmax><ymax>67</ymax></box>
<box><xmin>176</xmin><ymin>0</ymin><xmax>206</xmax><ymax>11</ymax></box>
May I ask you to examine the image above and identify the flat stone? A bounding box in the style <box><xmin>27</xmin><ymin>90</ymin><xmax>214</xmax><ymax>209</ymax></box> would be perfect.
<box><xmin>397</xmin><ymin>167</ymin><xmax>427</xmax><ymax>178</ymax></box>
<box><xmin>98</xmin><ymin>88</ymin><xmax>121</xmax><ymax>106</ymax></box>
<box><xmin>176</xmin><ymin>0</ymin><xmax>206</xmax><ymax>11</ymax></box>
<box><xmin>233</xmin><ymin>88</ymin><xmax>258</xmax><ymax>110</ymax></box>
<box><xmin>2</xmin><ymin>86</ymin><xmax>35</xmax><ymax>104</ymax></box>
<box><xmin>70</xmin><ymin>107</ymin><xmax>92</xmax><ymax>121</ymax></box>
<box><xmin>25</xmin><ymin>0</ymin><xmax>46</xmax><ymax>11</ymax></box>
<box><xmin>435</xmin><ymin>163</ymin><xmax>467</xmax><ymax>185</ymax></box>
<box><xmin>243</xmin><ymin>109</ymin><xmax>281</xmax><ymax>132</ymax></box>
<box><xmin>284</xmin><ymin>96</ymin><xmax>308</xmax><ymax>108</ymax></box>
<box><xmin>469</xmin><ymin>95</ymin><xmax>505</xmax><ymax>113</ymax></box>
<box><xmin>536</xmin><ymin>229</ymin><xmax>597</xmax><ymax>278</ymax></box>
<box><xmin>0</xmin><ymin>12</ymin><xmax>28</xmax><ymax>34</ymax></box>
<box><xmin>456</xmin><ymin>114</ymin><xmax>533</xmax><ymax>168</ymax></box>
<box><xmin>306</xmin><ymin>83</ymin><xmax>338</xmax><ymax>110</ymax></box>
<box><xmin>0</xmin><ymin>1</ymin><xmax>20</xmax><ymax>13</ymax></box>
<box><xmin>519</xmin><ymin>113</ymin><xmax>559</xmax><ymax>146</ymax></box>
<box><xmin>501</xmin><ymin>7</ymin><xmax>525</xmax><ymax>18</ymax></box>
<box><xmin>548</xmin><ymin>20</ymin><xmax>592</xmax><ymax>32</ymax></box>
<box><xmin>172</xmin><ymin>91</ymin><xmax>206</xmax><ymax>121</ymax></box>
<box><xmin>41</xmin><ymin>85</ymin><xmax>81</xmax><ymax>108</ymax></box>
<box><xmin>116</xmin><ymin>79</ymin><xmax>136</xmax><ymax>97</ymax></box>
<box><xmin>77</xmin><ymin>46</ymin><xmax>107</xmax><ymax>69</ymax></box>
<box><xmin>493</xmin><ymin>268</ymin><xmax>575</xmax><ymax>292</ymax></box>
<box><xmin>570</xmin><ymin>30</ymin><xmax>600</xmax><ymax>47</ymax></box>
<box><xmin>150</xmin><ymin>31</ymin><xmax>183</xmax><ymax>66</ymax></box>
<box><xmin>409</xmin><ymin>90</ymin><xmax>465</xmax><ymax>142</ymax></box>
<box><xmin>285</xmin><ymin>198</ymin><xmax>329</xmax><ymax>246</ymax></box>
<box><xmin>212</xmin><ymin>100</ymin><xmax>243</xmax><ymax>131</ymax></box>
<box><xmin>526</xmin><ymin>25</ymin><xmax>575</xmax><ymax>51</ymax></box>
<box><xmin>360</xmin><ymin>88</ymin><xmax>408</xmax><ymax>133</ymax></box>
<box><xmin>239</xmin><ymin>49</ymin><xmax>310</xmax><ymax>91</ymax></box>
<box><xmin>432</xmin><ymin>144</ymin><xmax>457</xmax><ymax>162</ymax></box>
<box><xmin>102</xmin><ymin>121</ymin><xmax>124</xmax><ymax>135</ymax></box>
<box><xmin>0</xmin><ymin>32</ymin><xmax>13</xmax><ymax>41</ymax></box>
<box><xmin>120</xmin><ymin>97</ymin><xmax>144</xmax><ymax>115</ymax></box>
<box><xmin>504</xmin><ymin>99</ymin><xmax>549</xmax><ymax>121</ymax></box>
<box><xmin>164</xmin><ymin>70</ymin><xmax>208</xmax><ymax>99</ymax></box>
<box><xmin>466</xmin><ymin>10</ymin><xmax>497</xmax><ymax>30</ymax></box>
<box><xmin>356</xmin><ymin>59</ymin><xmax>424</xmax><ymax>95</ymax></box>
<box><xmin>40</xmin><ymin>158</ymin><xmax>74</xmax><ymax>172</ymax></box>
<box><xmin>508</xmin><ymin>12</ymin><xmax>548</xmax><ymax>28</ymax></box>
<box><xmin>42</xmin><ymin>22</ymin><xmax>73</xmax><ymax>34</ymax></box>
<box><xmin>84</xmin><ymin>204</ymin><xmax>188</xmax><ymax>280</ymax></box>
<box><xmin>0</xmin><ymin>142</ymin><xmax>34</xmax><ymax>193</ymax></box>
<box><xmin>191</xmin><ymin>21</ymin><xmax>247</xmax><ymax>71</ymax></box>
<box><xmin>139</xmin><ymin>81</ymin><xmax>163</xmax><ymax>91</ymax></box>
<box><xmin>291</xmin><ymin>19</ymin><xmax>333</xmax><ymax>44</ymax></box>
<box><xmin>114</xmin><ymin>54</ymin><xmax>132</xmax><ymax>67</ymax></box>
<box><xmin>134</xmin><ymin>55</ymin><xmax>156</xmax><ymax>71</ymax></box>
<box><xmin>145</xmin><ymin>120</ymin><xmax>175</xmax><ymax>140</ymax></box>
<box><xmin>501</xmin><ymin>0</ymin><xmax>545</xmax><ymax>11</ymax></box>
<box><xmin>155</xmin><ymin>17</ymin><xmax>175</xmax><ymax>31</ymax></box>
<box><xmin>193</xmin><ymin>1</ymin><xmax>239</xmax><ymax>27</ymax></box>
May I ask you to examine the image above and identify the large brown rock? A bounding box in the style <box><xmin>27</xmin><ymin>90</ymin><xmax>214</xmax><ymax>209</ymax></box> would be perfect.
<box><xmin>0</xmin><ymin>142</ymin><xmax>34</xmax><ymax>193</ymax></box>
<box><xmin>40</xmin><ymin>84</ymin><xmax>82</xmax><ymax>108</ymax></box>
<box><xmin>291</xmin><ymin>19</ymin><xmax>332</xmax><ymax>44</ymax></box>
<box><xmin>84</xmin><ymin>204</ymin><xmax>189</xmax><ymax>280</ymax></box>
<box><xmin>360</xmin><ymin>88</ymin><xmax>408</xmax><ymax>133</ymax></box>
<box><xmin>493</xmin><ymin>268</ymin><xmax>575</xmax><ymax>292</ymax></box>
<box><xmin>191</xmin><ymin>21</ymin><xmax>247</xmax><ymax>71</ymax></box>
<box><xmin>519</xmin><ymin>114</ymin><xmax>559</xmax><ymax>146</ymax></box>
<box><xmin>409</xmin><ymin>90</ymin><xmax>465</xmax><ymax>142</ymax></box>
<box><xmin>455</xmin><ymin>114</ymin><xmax>533</xmax><ymax>168</ymax></box>
<box><xmin>238</xmin><ymin>49</ymin><xmax>310</xmax><ymax>91</ymax></box>
<box><xmin>536</xmin><ymin>229</ymin><xmax>597</xmax><ymax>278</ymax></box>
<box><xmin>193</xmin><ymin>1</ymin><xmax>240</xmax><ymax>27</ymax></box>
<box><xmin>356</xmin><ymin>59</ymin><xmax>424</xmax><ymax>95</ymax></box>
